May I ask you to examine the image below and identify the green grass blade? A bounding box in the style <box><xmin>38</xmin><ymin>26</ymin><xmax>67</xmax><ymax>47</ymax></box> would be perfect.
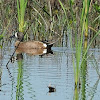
<box><xmin>81</xmin><ymin>30</ymin><xmax>100</xmax><ymax>66</ymax></box>
<box><xmin>17</xmin><ymin>0</ymin><xmax>20</xmax><ymax>23</ymax></box>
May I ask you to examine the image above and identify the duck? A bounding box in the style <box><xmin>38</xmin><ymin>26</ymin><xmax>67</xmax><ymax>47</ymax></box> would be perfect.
<box><xmin>14</xmin><ymin>32</ymin><xmax>53</xmax><ymax>49</ymax></box>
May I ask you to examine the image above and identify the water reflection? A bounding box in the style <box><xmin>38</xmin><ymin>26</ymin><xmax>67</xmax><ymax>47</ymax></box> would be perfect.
<box><xmin>0</xmin><ymin>49</ymin><xmax>3</xmax><ymax>92</ymax></box>
<box><xmin>16</xmin><ymin>47</ymin><xmax>53</xmax><ymax>56</ymax></box>
<box><xmin>87</xmin><ymin>53</ymin><xmax>100</xmax><ymax>100</ymax></box>
<box><xmin>74</xmin><ymin>87</ymin><xmax>79</xmax><ymax>100</ymax></box>
<box><xmin>16</xmin><ymin>54</ymin><xmax>36</xmax><ymax>100</ymax></box>
<box><xmin>80</xmin><ymin>50</ymin><xmax>87</xmax><ymax>100</ymax></box>
<box><xmin>16</xmin><ymin>55</ymin><xmax>24</xmax><ymax>100</ymax></box>
<box><xmin>89</xmin><ymin>78</ymin><xmax>100</xmax><ymax>100</ymax></box>
<box><xmin>0</xmin><ymin>67</ymin><xmax>2</xmax><ymax>91</ymax></box>
<box><xmin>0</xmin><ymin>46</ymin><xmax>100</xmax><ymax>100</ymax></box>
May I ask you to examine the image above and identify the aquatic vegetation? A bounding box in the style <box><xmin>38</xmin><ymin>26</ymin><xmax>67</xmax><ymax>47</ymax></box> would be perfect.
<box><xmin>17</xmin><ymin>0</ymin><xmax>27</xmax><ymax>32</ymax></box>
<box><xmin>56</xmin><ymin>0</ymin><xmax>100</xmax><ymax>87</ymax></box>
<box><xmin>93</xmin><ymin>1</ymin><xmax>100</xmax><ymax>13</ymax></box>
<box><xmin>74</xmin><ymin>0</ymin><xmax>90</xmax><ymax>86</ymax></box>
<box><xmin>69</xmin><ymin>0</ymin><xmax>100</xmax><ymax>87</ymax></box>
<box><xmin>0</xmin><ymin>1</ymin><xmax>100</xmax><ymax>100</ymax></box>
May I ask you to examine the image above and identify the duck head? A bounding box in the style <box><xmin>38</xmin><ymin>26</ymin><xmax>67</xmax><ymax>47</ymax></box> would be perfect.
<box><xmin>10</xmin><ymin>32</ymin><xmax>24</xmax><ymax>41</ymax></box>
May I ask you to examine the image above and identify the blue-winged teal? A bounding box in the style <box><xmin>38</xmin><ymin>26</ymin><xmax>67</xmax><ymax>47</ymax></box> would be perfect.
<box><xmin>14</xmin><ymin>32</ymin><xmax>53</xmax><ymax>49</ymax></box>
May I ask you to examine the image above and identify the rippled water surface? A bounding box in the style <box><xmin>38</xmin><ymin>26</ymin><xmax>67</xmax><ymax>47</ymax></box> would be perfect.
<box><xmin>0</xmin><ymin>44</ymin><xmax>100</xmax><ymax>100</ymax></box>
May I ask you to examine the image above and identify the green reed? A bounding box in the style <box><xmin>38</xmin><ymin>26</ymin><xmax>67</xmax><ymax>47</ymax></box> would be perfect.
<box><xmin>57</xmin><ymin>1</ymin><xmax>99</xmax><ymax>87</ymax></box>
<box><xmin>58</xmin><ymin>0</ymin><xmax>80</xmax><ymax>86</ymax></box>
<box><xmin>81</xmin><ymin>0</ymin><xmax>91</xmax><ymax>38</ymax></box>
<box><xmin>74</xmin><ymin>0</ymin><xmax>100</xmax><ymax>87</ymax></box>
<box><xmin>71</xmin><ymin>0</ymin><xmax>91</xmax><ymax>86</ymax></box>
<box><xmin>74</xmin><ymin>87</ymin><xmax>79</xmax><ymax>100</ymax></box>
<box><xmin>17</xmin><ymin>0</ymin><xmax>27</xmax><ymax>32</ymax></box>
<box><xmin>58</xmin><ymin>0</ymin><xmax>69</xmax><ymax>27</ymax></box>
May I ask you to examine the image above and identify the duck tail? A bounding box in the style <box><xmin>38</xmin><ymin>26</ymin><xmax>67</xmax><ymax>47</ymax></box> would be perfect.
<box><xmin>47</xmin><ymin>43</ymin><xmax>53</xmax><ymax>49</ymax></box>
<box><xmin>42</xmin><ymin>40</ymin><xmax>53</xmax><ymax>49</ymax></box>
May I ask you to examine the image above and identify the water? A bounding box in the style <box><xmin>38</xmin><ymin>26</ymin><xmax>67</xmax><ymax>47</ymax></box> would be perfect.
<box><xmin>0</xmin><ymin>43</ymin><xmax>100</xmax><ymax>100</ymax></box>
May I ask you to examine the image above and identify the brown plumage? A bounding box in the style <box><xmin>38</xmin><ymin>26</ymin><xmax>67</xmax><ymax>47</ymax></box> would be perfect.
<box><xmin>15</xmin><ymin>41</ymin><xmax>47</xmax><ymax>49</ymax></box>
<box><xmin>14</xmin><ymin>32</ymin><xmax>53</xmax><ymax>49</ymax></box>
<box><xmin>16</xmin><ymin>47</ymin><xmax>47</xmax><ymax>55</ymax></box>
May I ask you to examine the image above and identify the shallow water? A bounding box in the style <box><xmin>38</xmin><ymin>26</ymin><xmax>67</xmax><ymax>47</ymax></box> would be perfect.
<box><xmin>0</xmin><ymin>44</ymin><xmax>100</xmax><ymax>100</ymax></box>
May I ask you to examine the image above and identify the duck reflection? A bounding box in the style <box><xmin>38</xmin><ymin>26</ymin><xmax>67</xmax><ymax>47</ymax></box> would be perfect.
<box><xmin>16</xmin><ymin>53</ymin><xmax>23</xmax><ymax>60</ymax></box>
<box><xmin>16</xmin><ymin>47</ymin><xmax>53</xmax><ymax>56</ymax></box>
